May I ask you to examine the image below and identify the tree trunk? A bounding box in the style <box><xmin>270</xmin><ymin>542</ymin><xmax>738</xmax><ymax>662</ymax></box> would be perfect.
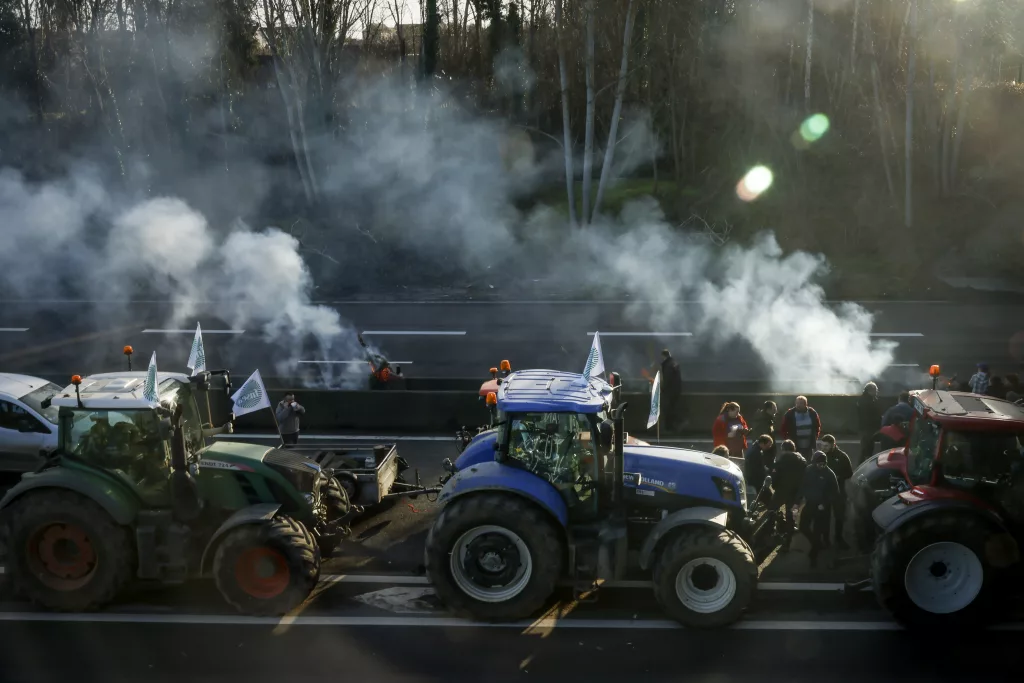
<box><xmin>868</xmin><ymin>29</ymin><xmax>896</xmax><ymax>203</ymax></box>
<box><xmin>940</xmin><ymin>45</ymin><xmax>960</xmax><ymax>196</ymax></box>
<box><xmin>849</xmin><ymin>0</ymin><xmax>860</xmax><ymax>75</ymax></box>
<box><xmin>581</xmin><ymin>0</ymin><xmax>597</xmax><ymax>225</ymax></box>
<box><xmin>803</xmin><ymin>0</ymin><xmax>814</xmax><ymax>112</ymax></box>
<box><xmin>949</xmin><ymin>68</ymin><xmax>973</xmax><ymax>192</ymax></box>
<box><xmin>904</xmin><ymin>0</ymin><xmax>916</xmax><ymax>229</ymax></box>
<box><xmin>555</xmin><ymin>0</ymin><xmax>577</xmax><ymax>228</ymax></box>
<box><xmin>593</xmin><ymin>0</ymin><xmax>637</xmax><ymax>219</ymax></box>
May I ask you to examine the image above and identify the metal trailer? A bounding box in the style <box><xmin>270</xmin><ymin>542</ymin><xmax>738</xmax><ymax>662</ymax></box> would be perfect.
<box><xmin>281</xmin><ymin>443</ymin><xmax>439</xmax><ymax>508</ymax></box>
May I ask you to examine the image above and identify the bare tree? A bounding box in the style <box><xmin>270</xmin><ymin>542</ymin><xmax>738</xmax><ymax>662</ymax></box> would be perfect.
<box><xmin>581</xmin><ymin>0</ymin><xmax>596</xmax><ymax>224</ymax></box>
<box><xmin>803</xmin><ymin>0</ymin><xmax>814</xmax><ymax>112</ymax></box>
<box><xmin>555</xmin><ymin>0</ymin><xmax>577</xmax><ymax>227</ymax></box>
<box><xmin>904</xmin><ymin>0</ymin><xmax>917</xmax><ymax>228</ymax></box>
<box><xmin>593</xmin><ymin>0</ymin><xmax>637</xmax><ymax>219</ymax></box>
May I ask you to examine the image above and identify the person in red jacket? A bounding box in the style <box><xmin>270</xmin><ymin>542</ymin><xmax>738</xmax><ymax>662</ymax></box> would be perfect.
<box><xmin>780</xmin><ymin>395</ymin><xmax>822</xmax><ymax>457</ymax></box>
<box><xmin>712</xmin><ymin>402</ymin><xmax>750</xmax><ymax>458</ymax></box>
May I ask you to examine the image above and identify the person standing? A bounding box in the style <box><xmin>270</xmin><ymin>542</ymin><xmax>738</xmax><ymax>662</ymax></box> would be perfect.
<box><xmin>712</xmin><ymin>402</ymin><xmax>750</xmax><ymax>458</ymax></box>
<box><xmin>744</xmin><ymin>434</ymin><xmax>775</xmax><ymax>492</ymax></box>
<box><xmin>780</xmin><ymin>396</ymin><xmax>821</xmax><ymax>458</ymax></box>
<box><xmin>748</xmin><ymin>401</ymin><xmax>778</xmax><ymax>443</ymax></box>
<box><xmin>969</xmin><ymin>363</ymin><xmax>991</xmax><ymax>395</ymax></box>
<box><xmin>819</xmin><ymin>434</ymin><xmax>853</xmax><ymax>550</ymax></box>
<box><xmin>276</xmin><ymin>393</ymin><xmax>306</xmax><ymax>446</ymax></box>
<box><xmin>659</xmin><ymin>349</ymin><xmax>683</xmax><ymax>431</ymax></box>
<box><xmin>799</xmin><ymin>451</ymin><xmax>841</xmax><ymax>568</ymax></box>
<box><xmin>856</xmin><ymin>382</ymin><xmax>882</xmax><ymax>465</ymax></box>
<box><xmin>881</xmin><ymin>391</ymin><xmax>914</xmax><ymax>427</ymax></box>
<box><xmin>770</xmin><ymin>440</ymin><xmax>807</xmax><ymax>551</ymax></box>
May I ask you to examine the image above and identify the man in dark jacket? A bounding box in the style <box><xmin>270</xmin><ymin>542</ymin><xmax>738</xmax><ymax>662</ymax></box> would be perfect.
<box><xmin>819</xmin><ymin>434</ymin><xmax>853</xmax><ymax>549</ymax></box>
<box><xmin>882</xmin><ymin>391</ymin><xmax>914</xmax><ymax>427</ymax></box>
<box><xmin>856</xmin><ymin>382</ymin><xmax>882</xmax><ymax>465</ymax></box>
<box><xmin>275</xmin><ymin>393</ymin><xmax>306</xmax><ymax>446</ymax></box>
<box><xmin>800</xmin><ymin>451</ymin><xmax>841</xmax><ymax>568</ymax></box>
<box><xmin>780</xmin><ymin>396</ymin><xmax>822</xmax><ymax>457</ymax></box>
<box><xmin>770</xmin><ymin>439</ymin><xmax>807</xmax><ymax>550</ymax></box>
<box><xmin>743</xmin><ymin>434</ymin><xmax>775</xmax><ymax>493</ymax></box>
<box><xmin>660</xmin><ymin>349</ymin><xmax>683</xmax><ymax>430</ymax></box>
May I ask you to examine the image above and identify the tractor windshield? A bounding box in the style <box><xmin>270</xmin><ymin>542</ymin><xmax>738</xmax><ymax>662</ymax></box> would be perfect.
<box><xmin>906</xmin><ymin>414</ymin><xmax>941</xmax><ymax>484</ymax></box>
<box><xmin>501</xmin><ymin>412</ymin><xmax>600</xmax><ymax>510</ymax></box>
<box><xmin>61</xmin><ymin>407</ymin><xmax>171</xmax><ymax>497</ymax></box>
<box><xmin>158</xmin><ymin>379</ymin><xmax>205</xmax><ymax>455</ymax></box>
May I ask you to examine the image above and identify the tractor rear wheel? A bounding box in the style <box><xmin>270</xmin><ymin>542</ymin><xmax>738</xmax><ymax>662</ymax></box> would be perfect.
<box><xmin>2</xmin><ymin>491</ymin><xmax>133</xmax><ymax>611</ymax></box>
<box><xmin>871</xmin><ymin>512</ymin><xmax>999</xmax><ymax>628</ymax></box>
<box><xmin>425</xmin><ymin>495</ymin><xmax>563</xmax><ymax>621</ymax></box>
<box><xmin>213</xmin><ymin>515</ymin><xmax>321</xmax><ymax>616</ymax></box>
<box><xmin>652</xmin><ymin>526</ymin><xmax>758</xmax><ymax>628</ymax></box>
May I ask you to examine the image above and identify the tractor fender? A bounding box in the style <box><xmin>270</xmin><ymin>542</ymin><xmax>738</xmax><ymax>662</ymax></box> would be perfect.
<box><xmin>199</xmin><ymin>503</ymin><xmax>282</xmax><ymax>575</ymax></box>
<box><xmin>437</xmin><ymin>460</ymin><xmax>568</xmax><ymax>527</ymax></box>
<box><xmin>871</xmin><ymin>493</ymin><xmax>1006</xmax><ymax>534</ymax></box>
<box><xmin>0</xmin><ymin>469</ymin><xmax>139</xmax><ymax>526</ymax></box>
<box><xmin>638</xmin><ymin>506</ymin><xmax>730</xmax><ymax>571</ymax></box>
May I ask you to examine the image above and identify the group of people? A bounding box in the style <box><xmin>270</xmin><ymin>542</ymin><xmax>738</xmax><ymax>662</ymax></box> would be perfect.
<box><xmin>710</xmin><ymin>397</ymin><xmax>850</xmax><ymax>568</ymax></box>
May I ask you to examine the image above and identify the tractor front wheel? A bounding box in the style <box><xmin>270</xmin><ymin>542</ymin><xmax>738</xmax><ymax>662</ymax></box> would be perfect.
<box><xmin>871</xmin><ymin>512</ymin><xmax>998</xmax><ymax>628</ymax></box>
<box><xmin>2</xmin><ymin>491</ymin><xmax>133</xmax><ymax>611</ymax></box>
<box><xmin>425</xmin><ymin>495</ymin><xmax>563</xmax><ymax>621</ymax></box>
<box><xmin>213</xmin><ymin>515</ymin><xmax>321</xmax><ymax>616</ymax></box>
<box><xmin>652</xmin><ymin>526</ymin><xmax>758</xmax><ymax>628</ymax></box>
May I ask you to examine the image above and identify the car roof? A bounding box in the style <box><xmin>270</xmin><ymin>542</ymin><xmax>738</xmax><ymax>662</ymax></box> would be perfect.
<box><xmin>497</xmin><ymin>369</ymin><xmax>613</xmax><ymax>414</ymax></box>
<box><xmin>0</xmin><ymin>373</ymin><xmax>59</xmax><ymax>400</ymax></box>
<box><xmin>51</xmin><ymin>371</ymin><xmax>192</xmax><ymax>410</ymax></box>
<box><xmin>912</xmin><ymin>389</ymin><xmax>1024</xmax><ymax>430</ymax></box>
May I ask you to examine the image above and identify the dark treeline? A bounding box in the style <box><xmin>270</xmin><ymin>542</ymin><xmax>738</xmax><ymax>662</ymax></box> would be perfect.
<box><xmin>1</xmin><ymin>0</ymin><xmax>1023</xmax><ymax>291</ymax></box>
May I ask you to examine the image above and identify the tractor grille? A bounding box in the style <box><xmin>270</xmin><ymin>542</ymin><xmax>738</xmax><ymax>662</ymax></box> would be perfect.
<box><xmin>264</xmin><ymin>448</ymin><xmax>320</xmax><ymax>471</ymax></box>
<box><xmin>232</xmin><ymin>472</ymin><xmax>263</xmax><ymax>505</ymax></box>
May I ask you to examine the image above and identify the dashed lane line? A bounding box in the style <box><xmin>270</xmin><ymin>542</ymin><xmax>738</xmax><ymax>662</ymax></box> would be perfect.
<box><xmin>142</xmin><ymin>329</ymin><xmax>245</xmax><ymax>334</ymax></box>
<box><xmin>320</xmin><ymin>575</ymin><xmax>846</xmax><ymax>592</ymax></box>
<box><xmin>297</xmin><ymin>360</ymin><xmax>413</xmax><ymax>365</ymax></box>
<box><xmin>587</xmin><ymin>332</ymin><xmax>693</xmax><ymax>337</ymax></box>
<box><xmin>0</xmin><ymin>328</ymin><xmax>29</xmax><ymax>332</ymax></box>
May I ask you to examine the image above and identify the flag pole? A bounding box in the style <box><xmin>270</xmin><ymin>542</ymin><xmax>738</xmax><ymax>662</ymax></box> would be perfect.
<box><xmin>270</xmin><ymin>402</ymin><xmax>284</xmax><ymax>447</ymax></box>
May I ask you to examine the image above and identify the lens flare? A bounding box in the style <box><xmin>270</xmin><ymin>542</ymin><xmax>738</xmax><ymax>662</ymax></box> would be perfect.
<box><xmin>800</xmin><ymin>114</ymin><xmax>830</xmax><ymax>143</ymax></box>
<box><xmin>737</xmin><ymin>165</ymin><xmax>774</xmax><ymax>202</ymax></box>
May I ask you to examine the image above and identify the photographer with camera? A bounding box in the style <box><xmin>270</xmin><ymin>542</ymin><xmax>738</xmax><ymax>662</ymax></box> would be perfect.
<box><xmin>275</xmin><ymin>393</ymin><xmax>306</xmax><ymax>446</ymax></box>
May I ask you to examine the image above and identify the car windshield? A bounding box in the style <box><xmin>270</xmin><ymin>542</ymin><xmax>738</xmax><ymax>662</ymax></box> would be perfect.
<box><xmin>19</xmin><ymin>383</ymin><xmax>62</xmax><ymax>424</ymax></box>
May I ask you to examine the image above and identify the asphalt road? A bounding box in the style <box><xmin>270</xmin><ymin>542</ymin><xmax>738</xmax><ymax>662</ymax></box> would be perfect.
<box><xmin>1</xmin><ymin>438</ymin><xmax>1023</xmax><ymax>682</ymax></box>
<box><xmin>1</xmin><ymin>298</ymin><xmax>1023</xmax><ymax>390</ymax></box>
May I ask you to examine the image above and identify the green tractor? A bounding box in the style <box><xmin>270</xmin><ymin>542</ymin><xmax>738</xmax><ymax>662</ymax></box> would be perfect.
<box><xmin>0</xmin><ymin>369</ymin><xmax>354</xmax><ymax>615</ymax></box>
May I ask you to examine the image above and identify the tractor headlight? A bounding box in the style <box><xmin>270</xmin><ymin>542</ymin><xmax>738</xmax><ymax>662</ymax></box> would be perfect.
<box><xmin>712</xmin><ymin>476</ymin><xmax>738</xmax><ymax>503</ymax></box>
<box><xmin>303</xmin><ymin>492</ymin><xmax>315</xmax><ymax>507</ymax></box>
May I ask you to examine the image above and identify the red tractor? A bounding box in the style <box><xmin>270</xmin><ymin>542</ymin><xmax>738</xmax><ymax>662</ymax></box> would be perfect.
<box><xmin>853</xmin><ymin>389</ymin><xmax>1024</xmax><ymax>627</ymax></box>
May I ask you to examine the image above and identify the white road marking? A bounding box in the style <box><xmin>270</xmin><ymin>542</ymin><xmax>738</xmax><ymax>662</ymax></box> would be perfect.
<box><xmin>320</xmin><ymin>574</ymin><xmax>846</xmax><ymax>592</ymax></box>
<box><xmin>0</xmin><ymin>611</ymin><xmax>951</xmax><ymax>630</ymax></box>
<box><xmin>587</xmin><ymin>332</ymin><xmax>693</xmax><ymax>337</ymax></box>
<box><xmin>889</xmin><ymin>364</ymin><xmax>920</xmax><ymax>367</ymax></box>
<box><xmin>327</xmin><ymin>300</ymin><xmax>953</xmax><ymax>306</ymax></box>
<box><xmin>297</xmin><ymin>360</ymin><xmax>413</xmax><ymax>365</ymax></box>
<box><xmin>869</xmin><ymin>333</ymin><xmax>924</xmax><ymax>337</ymax></box>
<box><xmin>361</xmin><ymin>331</ymin><xmax>466</xmax><ymax>336</ymax></box>
<box><xmin>142</xmin><ymin>329</ymin><xmax>245</xmax><ymax>334</ymax></box>
<box><xmin>0</xmin><ymin>328</ymin><xmax>29</xmax><ymax>332</ymax></box>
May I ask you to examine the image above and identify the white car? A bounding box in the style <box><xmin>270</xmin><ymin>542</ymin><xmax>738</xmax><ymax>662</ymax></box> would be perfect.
<box><xmin>0</xmin><ymin>373</ymin><xmax>62</xmax><ymax>472</ymax></box>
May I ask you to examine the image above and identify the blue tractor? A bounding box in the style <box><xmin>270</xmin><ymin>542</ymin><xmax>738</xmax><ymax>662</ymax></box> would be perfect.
<box><xmin>426</xmin><ymin>369</ymin><xmax>779</xmax><ymax>628</ymax></box>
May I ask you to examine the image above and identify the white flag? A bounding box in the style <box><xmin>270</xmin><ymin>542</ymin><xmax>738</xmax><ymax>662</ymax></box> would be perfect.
<box><xmin>582</xmin><ymin>332</ymin><xmax>606</xmax><ymax>381</ymax></box>
<box><xmin>142</xmin><ymin>352</ymin><xmax>160</xmax><ymax>403</ymax></box>
<box><xmin>647</xmin><ymin>370</ymin><xmax>662</xmax><ymax>429</ymax></box>
<box><xmin>187</xmin><ymin>323</ymin><xmax>206</xmax><ymax>376</ymax></box>
<box><xmin>231</xmin><ymin>369</ymin><xmax>271</xmax><ymax>417</ymax></box>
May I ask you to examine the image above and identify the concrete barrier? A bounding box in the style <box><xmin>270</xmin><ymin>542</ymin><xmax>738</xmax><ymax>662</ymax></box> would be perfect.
<box><xmin>227</xmin><ymin>390</ymin><xmax>894</xmax><ymax>438</ymax></box>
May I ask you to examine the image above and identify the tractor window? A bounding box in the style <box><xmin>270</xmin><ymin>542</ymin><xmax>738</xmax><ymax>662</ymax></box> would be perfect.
<box><xmin>940</xmin><ymin>431</ymin><xmax>1024</xmax><ymax>487</ymax></box>
<box><xmin>159</xmin><ymin>380</ymin><xmax>205</xmax><ymax>455</ymax></box>
<box><xmin>62</xmin><ymin>408</ymin><xmax>170</xmax><ymax>498</ymax></box>
<box><xmin>505</xmin><ymin>412</ymin><xmax>599</xmax><ymax>509</ymax></box>
<box><xmin>906</xmin><ymin>415</ymin><xmax>941</xmax><ymax>484</ymax></box>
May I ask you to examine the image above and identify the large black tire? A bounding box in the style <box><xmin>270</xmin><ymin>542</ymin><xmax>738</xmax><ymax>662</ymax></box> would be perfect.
<box><xmin>1</xmin><ymin>491</ymin><xmax>133</xmax><ymax>611</ymax></box>
<box><xmin>871</xmin><ymin>512</ymin><xmax>1001</xmax><ymax>629</ymax></box>
<box><xmin>323</xmin><ymin>477</ymin><xmax>352</xmax><ymax>522</ymax></box>
<box><xmin>213</xmin><ymin>515</ymin><xmax>321</xmax><ymax>616</ymax></box>
<box><xmin>652</xmin><ymin>526</ymin><xmax>758</xmax><ymax>629</ymax></box>
<box><xmin>425</xmin><ymin>494</ymin><xmax>564</xmax><ymax>621</ymax></box>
